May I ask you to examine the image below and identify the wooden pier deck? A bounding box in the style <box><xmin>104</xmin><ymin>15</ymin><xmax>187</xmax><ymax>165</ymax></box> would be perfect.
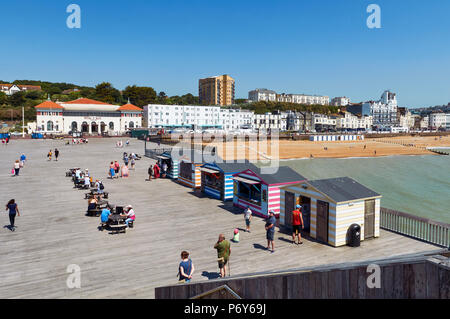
<box><xmin>0</xmin><ymin>138</ymin><xmax>441</xmax><ymax>299</ymax></box>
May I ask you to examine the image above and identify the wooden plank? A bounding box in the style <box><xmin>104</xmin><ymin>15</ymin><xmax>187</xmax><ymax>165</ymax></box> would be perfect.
<box><xmin>392</xmin><ymin>264</ymin><xmax>405</xmax><ymax>298</ymax></box>
<box><xmin>327</xmin><ymin>270</ymin><xmax>342</xmax><ymax>299</ymax></box>
<box><xmin>413</xmin><ymin>263</ymin><xmax>427</xmax><ymax>298</ymax></box>
<box><xmin>426</xmin><ymin>261</ymin><xmax>440</xmax><ymax>299</ymax></box>
<box><xmin>439</xmin><ymin>265</ymin><xmax>450</xmax><ymax>299</ymax></box>
<box><xmin>349</xmin><ymin>267</ymin><xmax>359</xmax><ymax>299</ymax></box>
<box><xmin>357</xmin><ymin>266</ymin><xmax>367</xmax><ymax>299</ymax></box>
<box><xmin>382</xmin><ymin>265</ymin><xmax>394</xmax><ymax>299</ymax></box>
<box><xmin>403</xmin><ymin>263</ymin><xmax>415</xmax><ymax>298</ymax></box>
<box><xmin>341</xmin><ymin>269</ymin><xmax>350</xmax><ymax>299</ymax></box>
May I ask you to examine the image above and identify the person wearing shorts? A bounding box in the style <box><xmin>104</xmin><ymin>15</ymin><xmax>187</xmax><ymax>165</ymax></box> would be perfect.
<box><xmin>214</xmin><ymin>234</ymin><xmax>230</xmax><ymax>278</ymax></box>
<box><xmin>292</xmin><ymin>205</ymin><xmax>304</xmax><ymax>245</ymax></box>
<box><xmin>109</xmin><ymin>162</ymin><xmax>115</xmax><ymax>179</ymax></box>
<box><xmin>244</xmin><ymin>206</ymin><xmax>252</xmax><ymax>232</ymax></box>
<box><xmin>265</xmin><ymin>210</ymin><xmax>276</xmax><ymax>252</ymax></box>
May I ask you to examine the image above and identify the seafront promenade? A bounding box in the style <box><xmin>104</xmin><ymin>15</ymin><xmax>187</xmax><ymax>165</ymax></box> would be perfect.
<box><xmin>0</xmin><ymin>138</ymin><xmax>441</xmax><ymax>298</ymax></box>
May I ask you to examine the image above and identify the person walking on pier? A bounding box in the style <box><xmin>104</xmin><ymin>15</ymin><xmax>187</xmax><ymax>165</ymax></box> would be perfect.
<box><xmin>5</xmin><ymin>199</ymin><xmax>20</xmax><ymax>231</ymax></box>
<box><xmin>178</xmin><ymin>251</ymin><xmax>195</xmax><ymax>283</ymax></box>
<box><xmin>20</xmin><ymin>154</ymin><xmax>26</xmax><ymax>167</ymax></box>
<box><xmin>109</xmin><ymin>162</ymin><xmax>115</xmax><ymax>179</ymax></box>
<box><xmin>148</xmin><ymin>165</ymin><xmax>153</xmax><ymax>181</ymax></box>
<box><xmin>214</xmin><ymin>234</ymin><xmax>231</xmax><ymax>278</ymax></box>
<box><xmin>54</xmin><ymin>148</ymin><xmax>60</xmax><ymax>161</ymax></box>
<box><xmin>244</xmin><ymin>206</ymin><xmax>252</xmax><ymax>233</ymax></box>
<box><xmin>114</xmin><ymin>161</ymin><xmax>120</xmax><ymax>176</ymax></box>
<box><xmin>47</xmin><ymin>150</ymin><xmax>52</xmax><ymax>161</ymax></box>
<box><xmin>153</xmin><ymin>163</ymin><xmax>160</xmax><ymax>179</ymax></box>
<box><xmin>265</xmin><ymin>210</ymin><xmax>276</xmax><ymax>253</ymax></box>
<box><xmin>13</xmin><ymin>160</ymin><xmax>20</xmax><ymax>176</ymax></box>
<box><xmin>292</xmin><ymin>205</ymin><xmax>304</xmax><ymax>245</ymax></box>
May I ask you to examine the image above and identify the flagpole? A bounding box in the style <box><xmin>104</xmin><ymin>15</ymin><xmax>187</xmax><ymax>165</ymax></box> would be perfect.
<box><xmin>22</xmin><ymin>106</ymin><xmax>25</xmax><ymax>138</ymax></box>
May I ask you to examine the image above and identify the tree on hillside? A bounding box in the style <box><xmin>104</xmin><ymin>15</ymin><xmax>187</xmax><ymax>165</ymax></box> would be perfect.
<box><xmin>122</xmin><ymin>85</ymin><xmax>157</xmax><ymax>107</ymax></box>
<box><xmin>0</xmin><ymin>92</ymin><xmax>7</xmax><ymax>105</ymax></box>
<box><xmin>156</xmin><ymin>91</ymin><xmax>168</xmax><ymax>104</ymax></box>
<box><xmin>95</xmin><ymin>82</ymin><xmax>122</xmax><ymax>104</ymax></box>
<box><xmin>80</xmin><ymin>87</ymin><xmax>96</xmax><ymax>99</ymax></box>
<box><xmin>234</xmin><ymin>99</ymin><xmax>247</xmax><ymax>105</ymax></box>
<box><xmin>8</xmin><ymin>91</ymin><xmax>27</xmax><ymax>107</ymax></box>
<box><xmin>25</xmin><ymin>90</ymin><xmax>45</xmax><ymax>100</ymax></box>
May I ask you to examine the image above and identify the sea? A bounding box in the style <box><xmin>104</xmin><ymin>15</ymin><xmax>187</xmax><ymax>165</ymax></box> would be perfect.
<box><xmin>277</xmin><ymin>151</ymin><xmax>450</xmax><ymax>224</ymax></box>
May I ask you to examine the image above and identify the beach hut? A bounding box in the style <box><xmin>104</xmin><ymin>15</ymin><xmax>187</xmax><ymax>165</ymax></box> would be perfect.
<box><xmin>177</xmin><ymin>150</ymin><xmax>203</xmax><ymax>189</ymax></box>
<box><xmin>156</xmin><ymin>151</ymin><xmax>179</xmax><ymax>179</ymax></box>
<box><xmin>280</xmin><ymin>177</ymin><xmax>382</xmax><ymax>247</ymax></box>
<box><xmin>200</xmin><ymin>162</ymin><xmax>255</xmax><ymax>201</ymax></box>
<box><xmin>232</xmin><ymin>166</ymin><xmax>307</xmax><ymax>218</ymax></box>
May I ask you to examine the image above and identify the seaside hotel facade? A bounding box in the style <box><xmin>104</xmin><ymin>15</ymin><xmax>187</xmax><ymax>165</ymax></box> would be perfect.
<box><xmin>32</xmin><ymin>98</ymin><xmax>142</xmax><ymax>135</ymax></box>
<box><xmin>143</xmin><ymin>104</ymin><xmax>253</xmax><ymax>131</ymax></box>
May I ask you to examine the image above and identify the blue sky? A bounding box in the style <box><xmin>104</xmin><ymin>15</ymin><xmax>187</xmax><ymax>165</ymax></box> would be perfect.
<box><xmin>0</xmin><ymin>0</ymin><xmax>449</xmax><ymax>108</ymax></box>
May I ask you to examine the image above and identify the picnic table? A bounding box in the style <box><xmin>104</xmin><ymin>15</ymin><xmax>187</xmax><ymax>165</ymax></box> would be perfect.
<box><xmin>84</xmin><ymin>190</ymin><xmax>109</xmax><ymax>199</ymax></box>
<box><xmin>108</xmin><ymin>214</ymin><xmax>127</xmax><ymax>234</ymax></box>
<box><xmin>86</xmin><ymin>200</ymin><xmax>109</xmax><ymax>217</ymax></box>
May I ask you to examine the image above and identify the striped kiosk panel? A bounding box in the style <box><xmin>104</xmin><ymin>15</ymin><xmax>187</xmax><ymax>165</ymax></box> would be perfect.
<box><xmin>223</xmin><ymin>174</ymin><xmax>235</xmax><ymax>201</ymax></box>
<box><xmin>203</xmin><ymin>186</ymin><xmax>221</xmax><ymax>200</ymax></box>
<box><xmin>333</xmin><ymin>201</ymin><xmax>364</xmax><ymax>246</ymax></box>
<box><xmin>193</xmin><ymin>164</ymin><xmax>202</xmax><ymax>188</ymax></box>
<box><xmin>267</xmin><ymin>186</ymin><xmax>281</xmax><ymax>215</ymax></box>
<box><xmin>168</xmin><ymin>161</ymin><xmax>179</xmax><ymax>179</ymax></box>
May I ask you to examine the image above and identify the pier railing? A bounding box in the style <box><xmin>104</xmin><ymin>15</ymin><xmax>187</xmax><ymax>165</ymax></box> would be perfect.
<box><xmin>380</xmin><ymin>207</ymin><xmax>450</xmax><ymax>248</ymax></box>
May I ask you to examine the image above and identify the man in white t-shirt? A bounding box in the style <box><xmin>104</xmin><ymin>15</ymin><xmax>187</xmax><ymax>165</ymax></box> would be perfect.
<box><xmin>244</xmin><ymin>206</ymin><xmax>252</xmax><ymax>233</ymax></box>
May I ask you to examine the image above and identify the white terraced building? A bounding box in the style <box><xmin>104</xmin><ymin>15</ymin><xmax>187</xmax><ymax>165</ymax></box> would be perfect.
<box><xmin>248</xmin><ymin>88</ymin><xmax>277</xmax><ymax>102</ymax></box>
<box><xmin>363</xmin><ymin>90</ymin><xmax>398</xmax><ymax>128</ymax></box>
<box><xmin>32</xmin><ymin>98</ymin><xmax>142</xmax><ymax>135</ymax></box>
<box><xmin>429</xmin><ymin>112</ymin><xmax>450</xmax><ymax>130</ymax></box>
<box><xmin>143</xmin><ymin>104</ymin><xmax>253</xmax><ymax>131</ymax></box>
<box><xmin>277</xmin><ymin>93</ymin><xmax>329</xmax><ymax>105</ymax></box>
<box><xmin>337</xmin><ymin>112</ymin><xmax>373</xmax><ymax>130</ymax></box>
<box><xmin>253</xmin><ymin>112</ymin><xmax>288</xmax><ymax>131</ymax></box>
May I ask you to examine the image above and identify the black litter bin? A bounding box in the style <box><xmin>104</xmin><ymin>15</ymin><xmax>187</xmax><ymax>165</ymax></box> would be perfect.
<box><xmin>347</xmin><ymin>224</ymin><xmax>361</xmax><ymax>247</ymax></box>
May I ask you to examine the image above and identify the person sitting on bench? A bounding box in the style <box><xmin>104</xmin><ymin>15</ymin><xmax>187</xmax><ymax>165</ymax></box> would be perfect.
<box><xmin>100</xmin><ymin>206</ymin><xmax>112</xmax><ymax>228</ymax></box>
<box><xmin>121</xmin><ymin>205</ymin><xmax>135</xmax><ymax>228</ymax></box>
<box><xmin>94</xmin><ymin>180</ymin><xmax>105</xmax><ymax>194</ymax></box>
<box><xmin>88</xmin><ymin>195</ymin><xmax>98</xmax><ymax>211</ymax></box>
<box><xmin>83</xmin><ymin>175</ymin><xmax>91</xmax><ymax>188</ymax></box>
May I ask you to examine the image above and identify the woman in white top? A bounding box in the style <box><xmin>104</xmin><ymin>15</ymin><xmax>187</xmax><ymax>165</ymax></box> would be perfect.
<box><xmin>244</xmin><ymin>206</ymin><xmax>252</xmax><ymax>232</ymax></box>
<box><xmin>13</xmin><ymin>160</ymin><xmax>20</xmax><ymax>176</ymax></box>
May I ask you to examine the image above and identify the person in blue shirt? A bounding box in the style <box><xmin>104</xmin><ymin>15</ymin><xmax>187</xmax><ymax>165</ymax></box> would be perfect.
<box><xmin>5</xmin><ymin>199</ymin><xmax>20</xmax><ymax>231</ymax></box>
<box><xmin>100</xmin><ymin>207</ymin><xmax>112</xmax><ymax>231</ymax></box>
<box><xmin>100</xmin><ymin>208</ymin><xmax>111</xmax><ymax>223</ymax></box>
<box><xmin>20</xmin><ymin>154</ymin><xmax>26</xmax><ymax>167</ymax></box>
<box><xmin>265</xmin><ymin>210</ymin><xmax>277</xmax><ymax>253</ymax></box>
<box><xmin>178</xmin><ymin>251</ymin><xmax>195</xmax><ymax>283</ymax></box>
